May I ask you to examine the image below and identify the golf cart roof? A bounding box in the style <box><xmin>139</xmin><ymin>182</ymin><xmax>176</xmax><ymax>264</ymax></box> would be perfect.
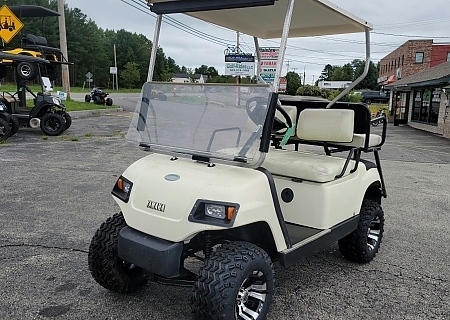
<box><xmin>10</xmin><ymin>5</ymin><xmax>60</xmax><ymax>18</ymax></box>
<box><xmin>149</xmin><ymin>0</ymin><xmax>372</xmax><ymax>39</ymax></box>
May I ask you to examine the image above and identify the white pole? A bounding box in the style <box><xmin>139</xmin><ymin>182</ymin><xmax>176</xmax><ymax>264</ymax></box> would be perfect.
<box><xmin>147</xmin><ymin>15</ymin><xmax>163</xmax><ymax>82</ymax></box>
<box><xmin>57</xmin><ymin>0</ymin><xmax>70</xmax><ymax>99</ymax></box>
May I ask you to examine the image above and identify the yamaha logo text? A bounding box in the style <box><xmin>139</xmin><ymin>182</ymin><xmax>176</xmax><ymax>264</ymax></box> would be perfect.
<box><xmin>147</xmin><ymin>200</ymin><xmax>166</xmax><ymax>212</ymax></box>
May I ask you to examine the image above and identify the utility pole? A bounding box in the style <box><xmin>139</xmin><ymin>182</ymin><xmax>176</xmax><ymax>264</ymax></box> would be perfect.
<box><xmin>57</xmin><ymin>0</ymin><xmax>70</xmax><ymax>99</ymax></box>
<box><xmin>114</xmin><ymin>44</ymin><xmax>118</xmax><ymax>90</ymax></box>
<box><xmin>312</xmin><ymin>75</ymin><xmax>315</xmax><ymax>85</ymax></box>
<box><xmin>236</xmin><ymin>31</ymin><xmax>240</xmax><ymax>84</ymax></box>
<box><xmin>286</xmin><ymin>59</ymin><xmax>291</xmax><ymax>73</ymax></box>
<box><xmin>303</xmin><ymin>66</ymin><xmax>306</xmax><ymax>88</ymax></box>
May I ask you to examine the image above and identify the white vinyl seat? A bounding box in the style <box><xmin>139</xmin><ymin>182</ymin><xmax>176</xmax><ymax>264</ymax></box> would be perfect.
<box><xmin>263</xmin><ymin>149</ymin><xmax>355</xmax><ymax>183</ymax></box>
<box><xmin>332</xmin><ymin>133</ymin><xmax>382</xmax><ymax>148</ymax></box>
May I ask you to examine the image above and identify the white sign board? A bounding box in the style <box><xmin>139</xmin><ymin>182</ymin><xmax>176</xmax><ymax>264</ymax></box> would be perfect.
<box><xmin>225</xmin><ymin>62</ymin><xmax>255</xmax><ymax>76</ymax></box>
<box><xmin>258</xmin><ymin>47</ymin><xmax>279</xmax><ymax>83</ymax></box>
<box><xmin>86</xmin><ymin>72</ymin><xmax>93</xmax><ymax>79</ymax></box>
<box><xmin>110</xmin><ymin>67</ymin><xmax>118</xmax><ymax>75</ymax></box>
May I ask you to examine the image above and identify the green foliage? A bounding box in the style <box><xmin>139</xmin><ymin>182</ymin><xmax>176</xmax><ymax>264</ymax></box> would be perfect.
<box><xmin>120</xmin><ymin>62</ymin><xmax>140</xmax><ymax>88</ymax></box>
<box><xmin>285</xmin><ymin>71</ymin><xmax>301</xmax><ymax>95</ymax></box>
<box><xmin>296</xmin><ymin>85</ymin><xmax>328</xmax><ymax>98</ymax></box>
<box><xmin>327</xmin><ymin>90</ymin><xmax>363</xmax><ymax>103</ymax></box>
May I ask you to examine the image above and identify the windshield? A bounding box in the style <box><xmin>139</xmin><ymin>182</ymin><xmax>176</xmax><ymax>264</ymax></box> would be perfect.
<box><xmin>127</xmin><ymin>82</ymin><xmax>272</xmax><ymax>166</ymax></box>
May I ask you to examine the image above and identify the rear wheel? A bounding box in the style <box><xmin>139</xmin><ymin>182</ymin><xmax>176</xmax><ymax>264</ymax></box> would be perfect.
<box><xmin>0</xmin><ymin>117</ymin><xmax>11</xmax><ymax>141</ymax></box>
<box><xmin>338</xmin><ymin>199</ymin><xmax>384</xmax><ymax>263</ymax></box>
<box><xmin>105</xmin><ymin>97</ymin><xmax>113</xmax><ymax>106</ymax></box>
<box><xmin>192</xmin><ymin>241</ymin><xmax>274</xmax><ymax>320</ymax></box>
<box><xmin>88</xmin><ymin>212</ymin><xmax>148</xmax><ymax>293</ymax></box>
<box><xmin>40</xmin><ymin>113</ymin><xmax>65</xmax><ymax>136</ymax></box>
<box><xmin>59</xmin><ymin>112</ymin><xmax>72</xmax><ymax>131</ymax></box>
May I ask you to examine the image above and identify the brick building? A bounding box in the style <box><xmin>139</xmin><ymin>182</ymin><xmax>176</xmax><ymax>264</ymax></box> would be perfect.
<box><xmin>378</xmin><ymin>40</ymin><xmax>450</xmax><ymax>86</ymax></box>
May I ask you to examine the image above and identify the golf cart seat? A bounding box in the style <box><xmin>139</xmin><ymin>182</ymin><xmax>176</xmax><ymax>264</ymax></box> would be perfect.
<box><xmin>21</xmin><ymin>33</ymin><xmax>63</xmax><ymax>55</ymax></box>
<box><xmin>264</xmin><ymin>109</ymin><xmax>357</xmax><ymax>183</ymax></box>
<box><xmin>274</xmin><ymin>101</ymin><xmax>386</xmax><ymax>152</ymax></box>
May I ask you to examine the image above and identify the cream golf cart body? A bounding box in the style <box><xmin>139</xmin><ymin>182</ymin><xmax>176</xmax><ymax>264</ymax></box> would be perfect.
<box><xmin>88</xmin><ymin>1</ymin><xmax>387</xmax><ymax>319</ymax></box>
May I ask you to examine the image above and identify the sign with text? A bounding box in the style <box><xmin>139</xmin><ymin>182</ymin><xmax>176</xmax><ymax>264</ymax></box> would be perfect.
<box><xmin>110</xmin><ymin>67</ymin><xmax>118</xmax><ymax>74</ymax></box>
<box><xmin>225</xmin><ymin>62</ymin><xmax>255</xmax><ymax>76</ymax></box>
<box><xmin>258</xmin><ymin>47</ymin><xmax>279</xmax><ymax>83</ymax></box>
<box><xmin>0</xmin><ymin>5</ymin><xmax>24</xmax><ymax>43</ymax></box>
<box><xmin>225</xmin><ymin>54</ymin><xmax>255</xmax><ymax>63</ymax></box>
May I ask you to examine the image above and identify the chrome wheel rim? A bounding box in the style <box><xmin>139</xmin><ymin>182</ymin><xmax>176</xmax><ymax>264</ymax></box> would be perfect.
<box><xmin>367</xmin><ymin>216</ymin><xmax>381</xmax><ymax>251</ymax></box>
<box><xmin>235</xmin><ymin>270</ymin><xmax>267</xmax><ymax>320</ymax></box>
<box><xmin>21</xmin><ymin>65</ymin><xmax>31</xmax><ymax>76</ymax></box>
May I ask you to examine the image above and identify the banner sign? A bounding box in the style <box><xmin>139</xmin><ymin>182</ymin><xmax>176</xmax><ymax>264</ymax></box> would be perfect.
<box><xmin>225</xmin><ymin>62</ymin><xmax>255</xmax><ymax>76</ymax></box>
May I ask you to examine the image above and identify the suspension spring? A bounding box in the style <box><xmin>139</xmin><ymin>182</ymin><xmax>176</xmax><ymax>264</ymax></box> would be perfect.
<box><xmin>203</xmin><ymin>232</ymin><xmax>213</xmax><ymax>260</ymax></box>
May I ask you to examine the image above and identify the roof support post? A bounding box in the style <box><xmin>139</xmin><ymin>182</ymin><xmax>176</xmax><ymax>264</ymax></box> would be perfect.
<box><xmin>147</xmin><ymin>14</ymin><xmax>163</xmax><ymax>82</ymax></box>
<box><xmin>254</xmin><ymin>36</ymin><xmax>263</xmax><ymax>82</ymax></box>
<box><xmin>326</xmin><ymin>27</ymin><xmax>371</xmax><ymax>108</ymax></box>
<box><xmin>273</xmin><ymin>0</ymin><xmax>295</xmax><ymax>92</ymax></box>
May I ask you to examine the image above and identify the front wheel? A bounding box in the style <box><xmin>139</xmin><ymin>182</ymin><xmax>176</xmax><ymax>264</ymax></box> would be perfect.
<box><xmin>10</xmin><ymin>116</ymin><xmax>20</xmax><ymax>136</ymax></box>
<box><xmin>88</xmin><ymin>212</ymin><xmax>148</xmax><ymax>293</ymax></box>
<box><xmin>40</xmin><ymin>113</ymin><xmax>66</xmax><ymax>136</ymax></box>
<box><xmin>62</xmin><ymin>112</ymin><xmax>72</xmax><ymax>131</ymax></box>
<box><xmin>191</xmin><ymin>242</ymin><xmax>274</xmax><ymax>320</ymax></box>
<box><xmin>105</xmin><ymin>97</ymin><xmax>113</xmax><ymax>106</ymax></box>
<box><xmin>338</xmin><ymin>199</ymin><xmax>384</xmax><ymax>263</ymax></box>
<box><xmin>84</xmin><ymin>94</ymin><xmax>91</xmax><ymax>103</ymax></box>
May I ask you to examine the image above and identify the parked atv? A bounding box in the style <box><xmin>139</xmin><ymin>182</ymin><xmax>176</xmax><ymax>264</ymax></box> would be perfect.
<box><xmin>150</xmin><ymin>89</ymin><xmax>167</xmax><ymax>101</ymax></box>
<box><xmin>85</xmin><ymin>89</ymin><xmax>113</xmax><ymax>106</ymax></box>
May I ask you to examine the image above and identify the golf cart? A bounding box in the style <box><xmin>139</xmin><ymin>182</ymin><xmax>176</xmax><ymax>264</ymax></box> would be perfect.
<box><xmin>0</xmin><ymin>101</ymin><xmax>15</xmax><ymax>141</ymax></box>
<box><xmin>88</xmin><ymin>1</ymin><xmax>387</xmax><ymax>319</ymax></box>
<box><xmin>0</xmin><ymin>51</ymin><xmax>71</xmax><ymax>136</ymax></box>
<box><xmin>2</xmin><ymin>5</ymin><xmax>73</xmax><ymax>82</ymax></box>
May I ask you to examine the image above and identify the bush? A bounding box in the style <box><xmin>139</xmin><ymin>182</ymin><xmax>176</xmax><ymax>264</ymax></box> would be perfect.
<box><xmin>327</xmin><ymin>90</ymin><xmax>363</xmax><ymax>103</ymax></box>
<box><xmin>296</xmin><ymin>85</ymin><xmax>328</xmax><ymax>98</ymax></box>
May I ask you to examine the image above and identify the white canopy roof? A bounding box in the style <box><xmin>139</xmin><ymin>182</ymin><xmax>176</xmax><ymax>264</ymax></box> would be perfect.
<box><xmin>150</xmin><ymin>0</ymin><xmax>372</xmax><ymax>39</ymax></box>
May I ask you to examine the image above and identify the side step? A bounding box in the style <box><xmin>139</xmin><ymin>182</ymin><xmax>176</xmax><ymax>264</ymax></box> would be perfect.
<box><xmin>280</xmin><ymin>216</ymin><xmax>359</xmax><ymax>268</ymax></box>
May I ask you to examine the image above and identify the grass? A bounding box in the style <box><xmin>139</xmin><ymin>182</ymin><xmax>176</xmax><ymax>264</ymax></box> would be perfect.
<box><xmin>22</xmin><ymin>99</ymin><xmax>119</xmax><ymax>112</ymax></box>
<box><xmin>0</xmin><ymin>83</ymin><xmax>141</xmax><ymax>94</ymax></box>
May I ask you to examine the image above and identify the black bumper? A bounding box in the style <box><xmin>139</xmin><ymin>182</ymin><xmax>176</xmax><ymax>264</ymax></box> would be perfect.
<box><xmin>118</xmin><ymin>226</ymin><xmax>183</xmax><ymax>278</ymax></box>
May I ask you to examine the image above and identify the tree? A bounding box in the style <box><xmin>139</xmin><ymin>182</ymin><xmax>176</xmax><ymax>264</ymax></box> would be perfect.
<box><xmin>285</xmin><ymin>71</ymin><xmax>301</xmax><ymax>95</ymax></box>
<box><xmin>120</xmin><ymin>62</ymin><xmax>140</xmax><ymax>88</ymax></box>
<box><xmin>353</xmin><ymin>60</ymin><xmax>379</xmax><ymax>90</ymax></box>
<box><xmin>330</xmin><ymin>63</ymin><xmax>354</xmax><ymax>81</ymax></box>
<box><xmin>318</xmin><ymin>64</ymin><xmax>333</xmax><ymax>81</ymax></box>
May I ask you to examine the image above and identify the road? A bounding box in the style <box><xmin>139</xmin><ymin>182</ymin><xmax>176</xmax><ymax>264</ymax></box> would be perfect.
<box><xmin>0</xmin><ymin>106</ymin><xmax>449</xmax><ymax>319</ymax></box>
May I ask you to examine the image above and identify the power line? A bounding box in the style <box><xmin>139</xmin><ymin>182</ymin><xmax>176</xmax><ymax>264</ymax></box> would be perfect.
<box><xmin>372</xmin><ymin>31</ymin><xmax>450</xmax><ymax>39</ymax></box>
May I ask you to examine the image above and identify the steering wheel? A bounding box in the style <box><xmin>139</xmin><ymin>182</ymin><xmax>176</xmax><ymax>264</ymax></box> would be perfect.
<box><xmin>246</xmin><ymin>97</ymin><xmax>293</xmax><ymax>133</ymax></box>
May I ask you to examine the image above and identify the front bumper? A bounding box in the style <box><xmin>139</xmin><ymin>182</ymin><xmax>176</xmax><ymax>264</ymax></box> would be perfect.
<box><xmin>118</xmin><ymin>226</ymin><xmax>183</xmax><ymax>278</ymax></box>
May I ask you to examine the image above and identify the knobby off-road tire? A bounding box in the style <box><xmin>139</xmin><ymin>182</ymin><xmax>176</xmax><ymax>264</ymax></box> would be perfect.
<box><xmin>88</xmin><ymin>212</ymin><xmax>148</xmax><ymax>293</ymax></box>
<box><xmin>338</xmin><ymin>199</ymin><xmax>385</xmax><ymax>263</ymax></box>
<box><xmin>62</xmin><ymin>112</ymin><xmax>72</xmax><ymax>131</ymax></box>
<box><xmin>10</xmin><ymin>116</ymin><xmax>20</xmax><ymax>136</ymax></box>
<box><xmin>40</xmin><ymin>113</ymin><xmax>65</xmax><ymax>136</ymax></box>
<box><xmin>84</xmin><ymin>94</ymin><xmax>91</xmax><ymax>103</ymax></box>
<box><xmin>0</xmin><ymin>117</ymin><xmax>11</xmax><ymax>141</ymax></box>
<box><xmin>191</xmin><ymin>241</ymin><xmax>274</xmax><ymax>320</ymax></box>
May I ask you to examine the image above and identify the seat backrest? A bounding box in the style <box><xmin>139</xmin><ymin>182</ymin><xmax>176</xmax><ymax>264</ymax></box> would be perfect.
<box><xmin>296</xmin><ymin>108</ymin><xmax>354</xmax><ymax>143</ymax></box>
<box><xmin>22</xmin><ymin>34</ymin><xmax>48</xmax><ymax>46</ymax></box>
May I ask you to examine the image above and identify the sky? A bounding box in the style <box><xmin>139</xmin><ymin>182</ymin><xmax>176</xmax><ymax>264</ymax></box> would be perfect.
<box><xmin>66</xmin><ymin>0</ymin><xmax>449</xmax><ymax>83</ymax></box>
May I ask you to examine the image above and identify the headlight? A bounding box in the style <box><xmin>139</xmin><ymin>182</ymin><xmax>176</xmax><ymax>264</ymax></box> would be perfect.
<box><xmin>0</xmin><ymin>105</ymin><xmax>4</xmax><ymax>111</ymax></box>
<box><xmin>111</xmin><ymin>176</ymin><xmax>133</xmax><ymax>203</ymax></box>
<box><xmin>189</xmin><ymin>200</ymin><xmax>239</xmax><ymax>227</ymax></box>
<box><xmin>205</xmin><ymin>204</ymin><xmax>226</xmax><ymax>219</ymax></box>
<box><xmin>52</xmin><ymin>97</ymin><xmax>61</xmax><ymax>106</ymax></box>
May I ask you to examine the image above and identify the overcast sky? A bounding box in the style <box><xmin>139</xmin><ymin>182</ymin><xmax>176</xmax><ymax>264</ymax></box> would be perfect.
<box><xmin>66</xmin><ymin>0</ymin><xmax>449</xmax><ymax>83</ymax></box>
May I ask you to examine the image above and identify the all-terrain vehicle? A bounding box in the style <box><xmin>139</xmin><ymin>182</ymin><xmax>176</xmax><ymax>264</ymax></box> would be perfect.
<box><xmin>88</xmin><ymin>1</ymin><xmax>387</xmax><ymax>319</ymax></box>
<box><xmin>0</xmin><ymin>101</ymin><xmax>16</xmax><ymax>141</ymax></box>
<box><xmin>85</xmin><ymin>88</ymin><xmax>113</xmax><ymax>106</ymax></box>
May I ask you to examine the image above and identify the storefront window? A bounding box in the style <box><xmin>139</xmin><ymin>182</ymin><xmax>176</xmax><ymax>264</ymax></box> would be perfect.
<box><xmin>412</xmin><ymin>88</ymin><xmax>440</xmax><ymax>125</ymax></box>
<box><xmin>412</xmin><ymin>91</ymin><xmax>421</xmax><ymax>121</ymax></box>
<box><xmin>430</xmin><ymin>89</ymin><xmax>441</xmax><ymax>124</ymax></box>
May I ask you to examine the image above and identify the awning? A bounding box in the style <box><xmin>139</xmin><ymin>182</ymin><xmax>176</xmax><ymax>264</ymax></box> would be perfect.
<box><xmin>381</xmin><ymin>75</ymin><xmax>396</xmax><ymax>86</ymax></box>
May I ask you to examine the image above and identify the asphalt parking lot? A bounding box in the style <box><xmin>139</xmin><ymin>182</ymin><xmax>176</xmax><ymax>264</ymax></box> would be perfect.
<box><xmin>1</xmin><ymin>109</ymin><xmax>449</xmax><ymax>319</ymax></box>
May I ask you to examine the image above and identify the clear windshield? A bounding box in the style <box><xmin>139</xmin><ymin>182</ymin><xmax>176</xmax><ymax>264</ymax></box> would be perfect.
<box><xmin>127</xmin><ymin>82</ymin><xmax>272</xmax><ymax>166</ymax></box>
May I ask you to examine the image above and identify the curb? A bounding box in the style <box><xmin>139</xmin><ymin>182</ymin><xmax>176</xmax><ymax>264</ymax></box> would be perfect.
<box><xmin>68</xmin><ymin>107</ymin><xmax>123</xmax><ymax>119</ymax></box>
